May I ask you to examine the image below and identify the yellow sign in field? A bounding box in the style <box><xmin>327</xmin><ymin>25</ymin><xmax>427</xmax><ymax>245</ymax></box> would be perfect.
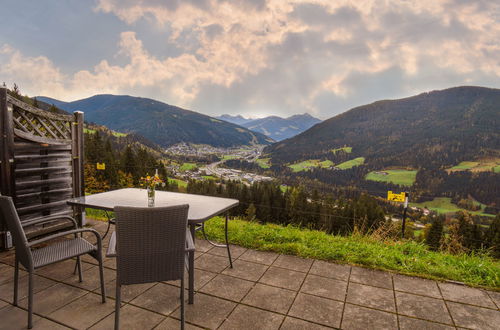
<box><xmin>96</xmin><ymin>163</ymin><xmax>106</xmax><ymax>170</ymax></box>
<box><xmin>387</xmin><ymin>191</ymin><xmax>406</xmax><ymax>202</ymax></box>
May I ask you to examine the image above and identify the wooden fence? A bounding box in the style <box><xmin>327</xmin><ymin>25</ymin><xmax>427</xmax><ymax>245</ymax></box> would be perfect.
<box><xmin>0</xmin><ymin>88</ymin><xmax>84</xmax><ymax>248</ymax></box>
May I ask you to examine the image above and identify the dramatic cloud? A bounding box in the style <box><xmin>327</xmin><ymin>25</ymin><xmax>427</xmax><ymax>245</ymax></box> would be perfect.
<box><xmin>0</xmin><ymin>0</ymin><xmax>498</xmax><ymax>118</ymax></box>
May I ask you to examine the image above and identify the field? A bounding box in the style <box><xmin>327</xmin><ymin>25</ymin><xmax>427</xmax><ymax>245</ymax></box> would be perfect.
<box><xmin>83</xmin><ymin>128</ymin><xmax>96</xmax><ymax>134</ymax></box>
<box><xmin>202</xmin><ymin>175</ymin><xmax>217</xmax><ymax>180</ymax></box>
<box><xmin>411</xmin><ymin>197</ymin><xmax>492</xmax><ymax>217</ymax></box>
<box><xmin>448</xmin><ymin>159</ymin><xmax>500</xmax><ymax>173</ymax></box>
<box><xmin>222</xmin><ymin>155</ymin><xmax>237</xmax><ymax>161</ymax></box>
<box><xmin>335</xmin><ymin>157</ymin><xmax>365</xmax><ymax>170</ymax></box>
<box><xmin>331</xmin><ymin>146</ymin><xmax>352</xmax><ymax>154</ymax></box>
<box><xmin>168</xmin><ymin>178</ymin><xmax>187</xmax><ymax>188</ymax></box>
<box><xmin>256</xmin><ymin>158</ymin><xmax>271</xmax><ymax>169</ymax></box>
<box><xmin>180</xmin><ymin>162</ymin><xmax>198</xmax><ymax>171</ymax></box>
<box><xmin>111</xmin><ymin>131</ymin><xmax>127</xmax><ymax>137</ymax></box>
<box><xmin>365</xmin><ymin>169</ymin><xmax>416</xmax><ymax>186</ymax></box>
<box><xmin>288</xmin><ymin>159</ymin><xmax>334</xmax><ymax>172</ymax></box>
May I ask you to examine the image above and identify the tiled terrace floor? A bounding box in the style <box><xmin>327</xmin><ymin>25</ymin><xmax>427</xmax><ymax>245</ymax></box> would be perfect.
<box><xmin>0</xmin><ymin>219</ymin><xmax>499</xmax><ymax>329</ymax></box>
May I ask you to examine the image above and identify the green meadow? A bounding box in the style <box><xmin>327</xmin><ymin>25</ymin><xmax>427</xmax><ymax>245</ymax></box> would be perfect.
<box><xmin>335</xmin><ymin>157</ymin><xmax>365</xmax><ymax>170</ymax></box>
<box><xmin>365</xmin><ymin>169</ymin><xmax>417</xmax><ymax>186</ymax></box>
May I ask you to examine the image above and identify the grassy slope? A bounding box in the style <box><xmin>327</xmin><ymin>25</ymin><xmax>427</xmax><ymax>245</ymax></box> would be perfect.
<box><xmin>288</xmin><ymin>159</ymin><xmax>334</xmax><ymax>172</ymax></box>
<box><xmin>336</xmin><ymin>157</ymin><xmax>365</xmax><ymax>170</ymax></box>
<box><xmin>411</xmin><ymin>197</ymin><xmax>493</xmax><ymax>217</ymax></box>
<box><xmin>365</xmin><ymin>169</ymin><xmax>417</xmax><ymax>186</ymax></box>
<box><xmin>256</xmin><ymin>158</ymin><xmax>271</xmax><ymax>169</ymax></box>
<box><xmin>448</xmin><ymin>159</ymin><xmax>500</xmax><ymax>173</ymax></box>
<box><xmin>168</xmin><ymin>178</ymin><xmax>187</xmax><ymax>188</ymax></box>
<box><xmin>180</xmin><ymin>163</ymin><xmax>198</xmax><ymax>171</ymax></box>
<box><xmin>331</xmin><ymin>146</ymin><xmax>352</xmax><ymax>154</ymax></box>
<box><xmin>203</xmin><ymin>217</ymin><xmax>499</xmax><ymax>289</ymax></box>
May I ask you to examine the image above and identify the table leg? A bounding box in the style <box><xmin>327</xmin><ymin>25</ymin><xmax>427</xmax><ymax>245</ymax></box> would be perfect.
<box><xmin>225</xmin><ymin>213</ymin><xmax>233</xmax><ymax>268</ymax></box>
<box><xmin>188</xmin><ymin>224</ymin><xmax>195</xmax><ymax>304</ymax></box>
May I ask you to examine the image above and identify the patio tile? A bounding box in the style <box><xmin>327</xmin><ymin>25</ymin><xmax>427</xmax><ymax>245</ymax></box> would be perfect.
<box><xmin>90</xmin><ymin>303</ymin><xmax>165</xmax><ymax>330</ymax></box>
<box><xmin>199</xmin><ymin>274</ymin><xmax>253</xmax><ymax>302</ymax></box>
<box><xmin>18</xmin><ymin>282</ymin><xmax>88</xmax><ymax>315</ymax></box>
<box><xmin>447</xmin><ymin>301</ymin><xmax>500</xmax><ymax>330</ymax></box>
<box><xmin>396</xmin><ymin>291</ymin><xmax>453</xmax><ymax>325</ymax></box>
<box><xmin>48</xmin><ymin>292</ymin><xmax>114</xmax><ymax>329</ymax></box>
<box><xmin>259</xmin><ymin>266</ymin><xmax>306</xmax><ymax>291</ymax></box>
<box><xmin>172</xmin><ymin>293</ymin><xmax>236</xmax><ymax>329</ymax></box>
<box><xmin>193</xmin><ymin>239</ymin><xmax>214</xmax><ymax>253</ymax></box>
<box><xmin>155</xmin><ymin>317</ymin><xmax>204</xmax><ymax>329</ymax></box>
<box><xmin>393</xmin><ymin>274</ymin><xmax>441</xmax><ymax>299</ymax></box>
<box><xmin>97</xmin><ymin>279</ymin><xmax>156</xmax><ymax>302</ymax></box>
<box><xmin>349</xmin><ymin>267</ymin><xmax>393</xmax><ymax>289</ymax></box>
<box><xmin>219</xmin><ymin>305</ymin><xmax>284</xmax><ymax>330</ymax></box>
<box><xmin>288</xmin><ymin>293</ymin><xmax>343</xmax><ymax>328</ymax></box>
<box><xmin>486</xmin><ymin>290</ymin><xmax>500</xmax><ymax>309</ymax></box>
<box><xmin>272</xmin><ymin>255</ymin><xmax>313</xmax><ymax>273</ymax></box>
<box><xmin>0</xmin><ymin>274</ymin><xmax>57</xmax><ymax>301</ymax></box>
<box><xmin>242</xmin><ymin>283</ymin><xmax>296</xmax><ymax>314</ymax></box>
<box><xmin>169</xmin><ymin>269</ymin><xmax>218</xmax><ymax>290</ymax></box>
<box><xmin>36</xmin><ymin>259</ymin><xmax>93</xmax><ymax>281</ymax></box>
<box><xmin>103</xmin><ymin>257</ymin><xmax>116</xmax><ymax>270</ymax></box>
<box><xmin>301</xmin><ymin>274</ymin><xmax>347</xmax><ymax>301</ymax></box>
<box><xmin>194</xmin><ymin>253</ymin><xmax>230</xmax><ymax>273</ymax></box>
<box><xmin>222</xmin><ymin>259</ymin><xmax>268</xmax><ymax>281</ymax></box>
<box><xmin>438</xmin><ymin>282</ymin><xmax>497</xmax><ymax>308</ymax></box>
<box><xmin>130</xmin><ymin>282</ymin><xmax>182</xmax><ymax>315</ymax></box>
<box><xmin>0</xmin><ymin>263</ymin><xmax>27</xmax><ymax>285</ymax></box>
<box><xmin>62</xmin><ymin>265</ymin><xmax>115</xmax><ymax>291</ymax></box>
<box><xmin>341</xmin><ymin>303</ymin><xmax>398</xmax><ymax>330</ymax></box>
<box><xmin>0</xmin><ymin>300</ymin><xmax>8</xmax><ymax>309</ymax></box>
<box><xmin>309</xmin><ymin>260</ymin><xmax>350</xmax><ymax>281</ymax></box>
<box><xmin>238</xmin><ymin>249</ymin><xmax>279</xmax><ymax>266</ymax></box>
<box><xmin>346</xmin><ymin>282</ymin><xmax>395</xmax><ymax>312</ymax></box>
<box><xmin>0</xmin><ymin>250</ymin><xmax>15</xmax><ymax>266</ymax></box>
<box><xmin>280</xmin><ymin>317</ymin><xmax>332</xmax><ymax>330</ymax></box>
<box><xmin>398</xmin><ymin>315</ymin><xmax>455</xmax><ymax>329</ymax></box>
<box><xmin>0</xmin><ymin>304</ymin><xmax>69</xmax><ymax>330</ymax></box>
<box><xmin>208</xmin><ymin>244</ymin><xmax>247</xmax><ymax>259</ymax></box>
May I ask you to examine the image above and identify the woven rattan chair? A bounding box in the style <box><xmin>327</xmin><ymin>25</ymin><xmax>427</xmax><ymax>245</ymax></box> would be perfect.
<box><xmin>106</xmin><ymin>204</ymin><xmax>194</xmax><ymax>330</ymax></box>
<box><xmin>0</xmin><ymin>196</ymin><xmax>106</xmax><ymax>329</ymax></box>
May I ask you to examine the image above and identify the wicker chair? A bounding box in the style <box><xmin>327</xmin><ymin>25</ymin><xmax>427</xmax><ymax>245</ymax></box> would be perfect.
<box><xmin>0</xmin><ymin>196</ymin><xmax>106</xmax><ymax>329</ymax></box>
<box><xmin>106</xmin><ymin>204</ymin><xmax>194</xmax><ymax>330</ymax></box>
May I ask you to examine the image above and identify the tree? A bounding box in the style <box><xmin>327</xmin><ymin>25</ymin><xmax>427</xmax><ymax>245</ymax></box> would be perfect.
<box><xmin>484</xmin><ymin>214</ymin><xmax>500</xmax><ymax>258</ymax></box>
<box><xmin>426</xmin><ymin>216</ymin><xmax>444</xmax><ymax>251</ymax></box>
<box><xmin>245</xmin><ymin>203</ymin><xmax>256</xmax><ymax>221</ymax></box>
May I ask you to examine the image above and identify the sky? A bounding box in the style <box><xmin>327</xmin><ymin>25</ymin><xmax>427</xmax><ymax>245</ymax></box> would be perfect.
<box><xmin>0</xmin><ymin>0</ymin><xmax>499</xmax><ymax>120</ymax></box>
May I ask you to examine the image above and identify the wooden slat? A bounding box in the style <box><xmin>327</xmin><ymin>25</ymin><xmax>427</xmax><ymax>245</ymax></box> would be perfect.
<box><xmin>15</xmin><ymin>109</ymin><xmax>46</xmax><ymax>137</ymax></box>
<box><xmin>14</xmin><ymin>153</ymin><xmax>71</xmax><ymax>161</ymax></box>
<box><xmin>47</xmin><ymin>118</ymin><xmax>69</xmax><ymax>139</ymax></box>
<box><xmin>17</xmin><ymin>188</ymin><xmax>73</xmax><ymax>199</ymax></box>
<box><xmin>12</xmin><ymin>116</ymin><xmax>30</xmax><ymax>133</ymax></box>
<box><xmin>36</xmin><ymin>116</ymin><xmax>60</xmax><ymax>140</ymax></box>
<box><xmin>15</xmin><ymin>166</ymin><xmax>73</xmax><ymax>176</ymax></box>
<box><xmin>16</xmin><ymin>177</ymin><xmax>73</xmax><ymax>189</ymax></box>
<box><xmin>7</xmin><ymin>95</ymin><xmax>74</xmax><ymax>121</ymax></box>
<box><xmin>16</xmin><ymin>200</ymin><xmax>69</xmax><ymax>215</ymax></box>
<box><xmin>14</xmin><ymin>129</ymin><xmax>72</xmax><ymax>145</ymax></box>
<box><xmin>14</xmin><ymin>141</ymin><xmax>72</xmax><ymax>151</ymax></box>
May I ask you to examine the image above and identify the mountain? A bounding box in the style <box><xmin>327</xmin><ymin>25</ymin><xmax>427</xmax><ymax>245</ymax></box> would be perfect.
<box><xmin>37</xmin><ymin>95</ymin><xmax>273</xmax><ymax>148</ymax></box>
<box><xmin>217</xmin><ymin>113</ymin><xmax>322</xmax><ymax>141</ymax></box>
<box><xmin>265</xmin><ymin>86</ymin><xmax>499</xmax><ymax>168</ymax></box>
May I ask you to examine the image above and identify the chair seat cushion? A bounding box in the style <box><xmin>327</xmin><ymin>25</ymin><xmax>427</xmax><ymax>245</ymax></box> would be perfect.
<box><xmin>32</xmin><ymin>237</ymin><xmax>96</xmax><ymax>268</ymax></box>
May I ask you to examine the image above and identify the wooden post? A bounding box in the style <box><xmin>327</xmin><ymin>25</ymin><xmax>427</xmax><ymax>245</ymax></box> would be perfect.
<box><xmin>72</xmin><ymin>111</ymin><xmax>85</xmax><ymax>226</ymax></box>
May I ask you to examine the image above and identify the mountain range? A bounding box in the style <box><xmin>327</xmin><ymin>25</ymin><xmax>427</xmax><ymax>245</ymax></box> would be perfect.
<box><xmin>37</xmin><ymin>95</ymin><xmax>273</xmax><ymax>148</ymax></box>
<box><xmin>216</xmin><ymin>113</ymin><xmax>321</xmax><ymax>141</ymax></box>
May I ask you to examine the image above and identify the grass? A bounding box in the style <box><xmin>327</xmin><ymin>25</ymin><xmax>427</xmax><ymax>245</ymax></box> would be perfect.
<box><xmin>365</xmin><ymin>169</ymin><xmax>417</xmax><ymax>186</ymax></box>
<box><xmin>202</xmin><ymin>175</ymin><xmax>217</xmax><ymax>180</ymax></box>
<box><xmin>180</xmin><ymin>162</ymin><xmax>198</xmax><ymax>171</ymax></box>
<box><xmin>411</xmin><ymin>197</ymin><xmax>493</xmax><ymax>217</ymax></box>
<box><xmin>319</xmin><ymin>160</ymin><xmax>334</xmax><ymax>168</ymax></box>
<box><xmin>495</xmin><ymin>165</ymin><xmax>500</xmax><ymax>173</ymax></box>
<box><xmin>168</xmin><ymin>178</ymin><xmax>187</xmax><ymax>188</ymax></box>
<box><xmin>336</xmin><ymin>157</ymin><xmax>365</xmax><ymax>170</ymax></box>
<box><xmin>288</xmin><ymin>159</ymin><xmax>334</xmax><ymax>172</ymax></box>
<box><xmin>280</xmin><ymin>185</ymin><xmax>289</xmax><ymax>193</ymax></box>
<box><xmin>84</xmin><ymin>128</ymin><xmax>96</xmax><ymax>134</ymax></box>
<box><xmin>111</xmin><ymin>131</ymin><xmax>127</xmax><ymax>137</ymax></box>
<box><xmin>222</xmin><ymin>155</ymin><xmax>237</xmax><ymax>161</ymax></box>
<box><xmin>448</xmin><ymin>159</ymin><xmax>500</xmax><ymax>173</ymax></box>
<box><xmin>203</xmin><ymin>217</ymin><xmax>500</xmax><ymax>289</ymax></box>
<box><xmin>331</xmin><ymin>146</ymin><xmax>352</xmax><ymax>154</ymax></box>
<box><xmin>256</xmin><ymin>158</ymin><xmax>271</xmax><ymax>169</ymax></box>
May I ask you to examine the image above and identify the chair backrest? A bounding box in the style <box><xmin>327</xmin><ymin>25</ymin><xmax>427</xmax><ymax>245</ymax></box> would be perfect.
<box><xmin>114</xmin><ymin>204</ymin><xmax>189</xmax><ymax>285</ymax></box>
<box><xmin>0</xmin><ymin>196</ymin><xmax>32</xmax><ymax>268</ymax></box>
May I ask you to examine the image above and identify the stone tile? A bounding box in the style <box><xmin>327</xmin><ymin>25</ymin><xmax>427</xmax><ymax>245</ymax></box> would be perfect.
<box><xmin>238</xmin><ymin>249</ymin><xmax>279</xmax><ymax>266</ymax></box>
<box><xmin>90</xmin><ymin>303</ymin><xmax>164</xmax><ymax>330</ymax></box>
<box><xmin>448</xmin><ymin>301</ymin><xmax>500</xmax><ymax>330</ymax></box>
<box><xmin>0</xmin><ymin>274</ymin><xmax>57</xmax><ymax>301</ymax></box>
<box><xmin>103</xmin><ymin>256</ymin><xmax>116</xmax><ymax>270</ymax></box>
<box><xmin>259</xmin><ymin>266</ymin><xmax>306</xmax><ymax>291</ymax></box>
<box><xmin>393</xmin><ymin>275</ymin><xmax>441</xmax><ymax>299</ymax></box>
<box><xmin>63</xmin><ymin>265</ymin><xmax>115</xmax><ymax>291</ymax></box>
<box><xmin>36</xmin><ymin>259</ymin><xmax>93</xmax><ymax>281</ymax></box>
<box><xmin>97</xmin><ymin>279</ymin><xmax>156</xmax><ymax>302</ymax></box>
<box><xmin>301</xmin><ymin>274</ymin><xmax>347</xmax><ymax>301</ymax></box>
<box><xmin>280</xmin><ymin>317</ymin><xmax>332</xmax><ymax>330</ymax></box>
<box><xmin>309</xmin><ymin>260</ymin><xmax>350</xmax><ymax>281</ymax></box>
<box><xmin>220</xmin><ymin>305</ymin><xmax>284</xmax><ymax>330</ymax></box>
<box><xmin>172</xmin><ymin>293</ymin><xmax>236</xmax><ymax>329</ymax></box>
<box><xmin>341</xmin><ymin>303</ymin><xmax>398</xmax><ymax>330</ymax></box>
<box><xmin>0</xmin><ymin>250</ymin><xmax>16</xmax><ymax>266</ymax></box>
<box><xmin>194</xmin><ymin>253</ymin><xmax>230</xmax><ymax>273</ymax></box>
<box><xmin>222</xmin><ymin>259</ymin><xmax>268</xmax><ymax>281</ymax></box>
<box><xmin>169</xmin><ymin>269</ymin><xmax>217</xmax><ymax>291</ymax></box>
<box><xmin>242</xmin><ymin>283</ymin><xmax>296</xmax><ymax>314</ymax></box>
<box><xmin>396</xmin><ymin>292</ymin><xmax>453</xmax><ymax>325</ymax></box>
<box><xmin>272</xmin><ymin>255</ymin><xmax>313</xmax><ymax>273</ymax></box>
<box><xmin>0</xmin><ymin>304</ymin><xmax>69</xmax><ymax>330</ymax></box>
<box><xmin>18</xmin><ymin>283</ymin><xmax>88</xmax><ymax>316</ymax></box>
<box><xmin>0</xmin><ymin>263</ymin><xmax>27</xmax><ymax>285</ymax></box>
<box><xmin>130</xmin><ymin>283</ymin><xmax>182</xmax><ymax>315</ymax></box>
<box><xmin>288</xmin><ymin>293</ymin><xmax>343</xmax><ymax>328</ymax></box>
<box><xmin>193</xmin><ymin>239</ymin><xmax>214</xmax><ymax>253</ymax></box>
<box><xmin>350</xmin><ymin>267</ymin><xmax>393</xmax><ymax>289</ymax></box>
<box><xmin>48</xmin><ymin>292</ymin><xmax>114</xmax><ymax>329</ymax></box>
<box><xmin>199</xmin><ymin>274</ymin><xmax>253</xmax><ymax>302</ymax></box>
<box><xmin>0</xmin><ymin>300</ymin><xmax>8</xmax><ymax>309</ymax></box>
<box><xmin>155</xmin><ymin>317</ymin><xmax>204</xmax><ymax>329</ymax></box>
<box><xmin>346</xmin><ymin>282</ymin><xmax>395</xmax><ymax>312</ymax></box>
<box><xmin>487</xmin><ymin>290</ymin><xmax>500</xmax><ymax>309</ymax></box>
<box><xmin>208</xmin><ymin>244</ymin><xmax>247</xmax><ymax>259</ymax></box>
<box><xmin>439</xmin><ymin>282</ymin><xmax>497</xmax><ymax>308</ymax></box>
<box><xmin>398</xmin><ymin>315</ymin><xmax>455</xmax><ymax>330</ymax></box>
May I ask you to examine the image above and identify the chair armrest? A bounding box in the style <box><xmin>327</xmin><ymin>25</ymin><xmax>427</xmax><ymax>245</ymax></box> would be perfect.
<box><xmin>22</xmin><ymin>216</ymin><xmax>78</xmax><ymax>229</ymax></box>
<box><xmin>106</xmin><ymin>231</ymin><xmax>117</xmax><ymax>258</ymax></box>
<box><xmin>185</xmin><ymin>231</ymin><xmax>195</xmax><ymax>252</ymax></box>
<box><xmin>27</xmin><ymin>228</ymin><xmax>102</xmax><ymax>248</ymax></box>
